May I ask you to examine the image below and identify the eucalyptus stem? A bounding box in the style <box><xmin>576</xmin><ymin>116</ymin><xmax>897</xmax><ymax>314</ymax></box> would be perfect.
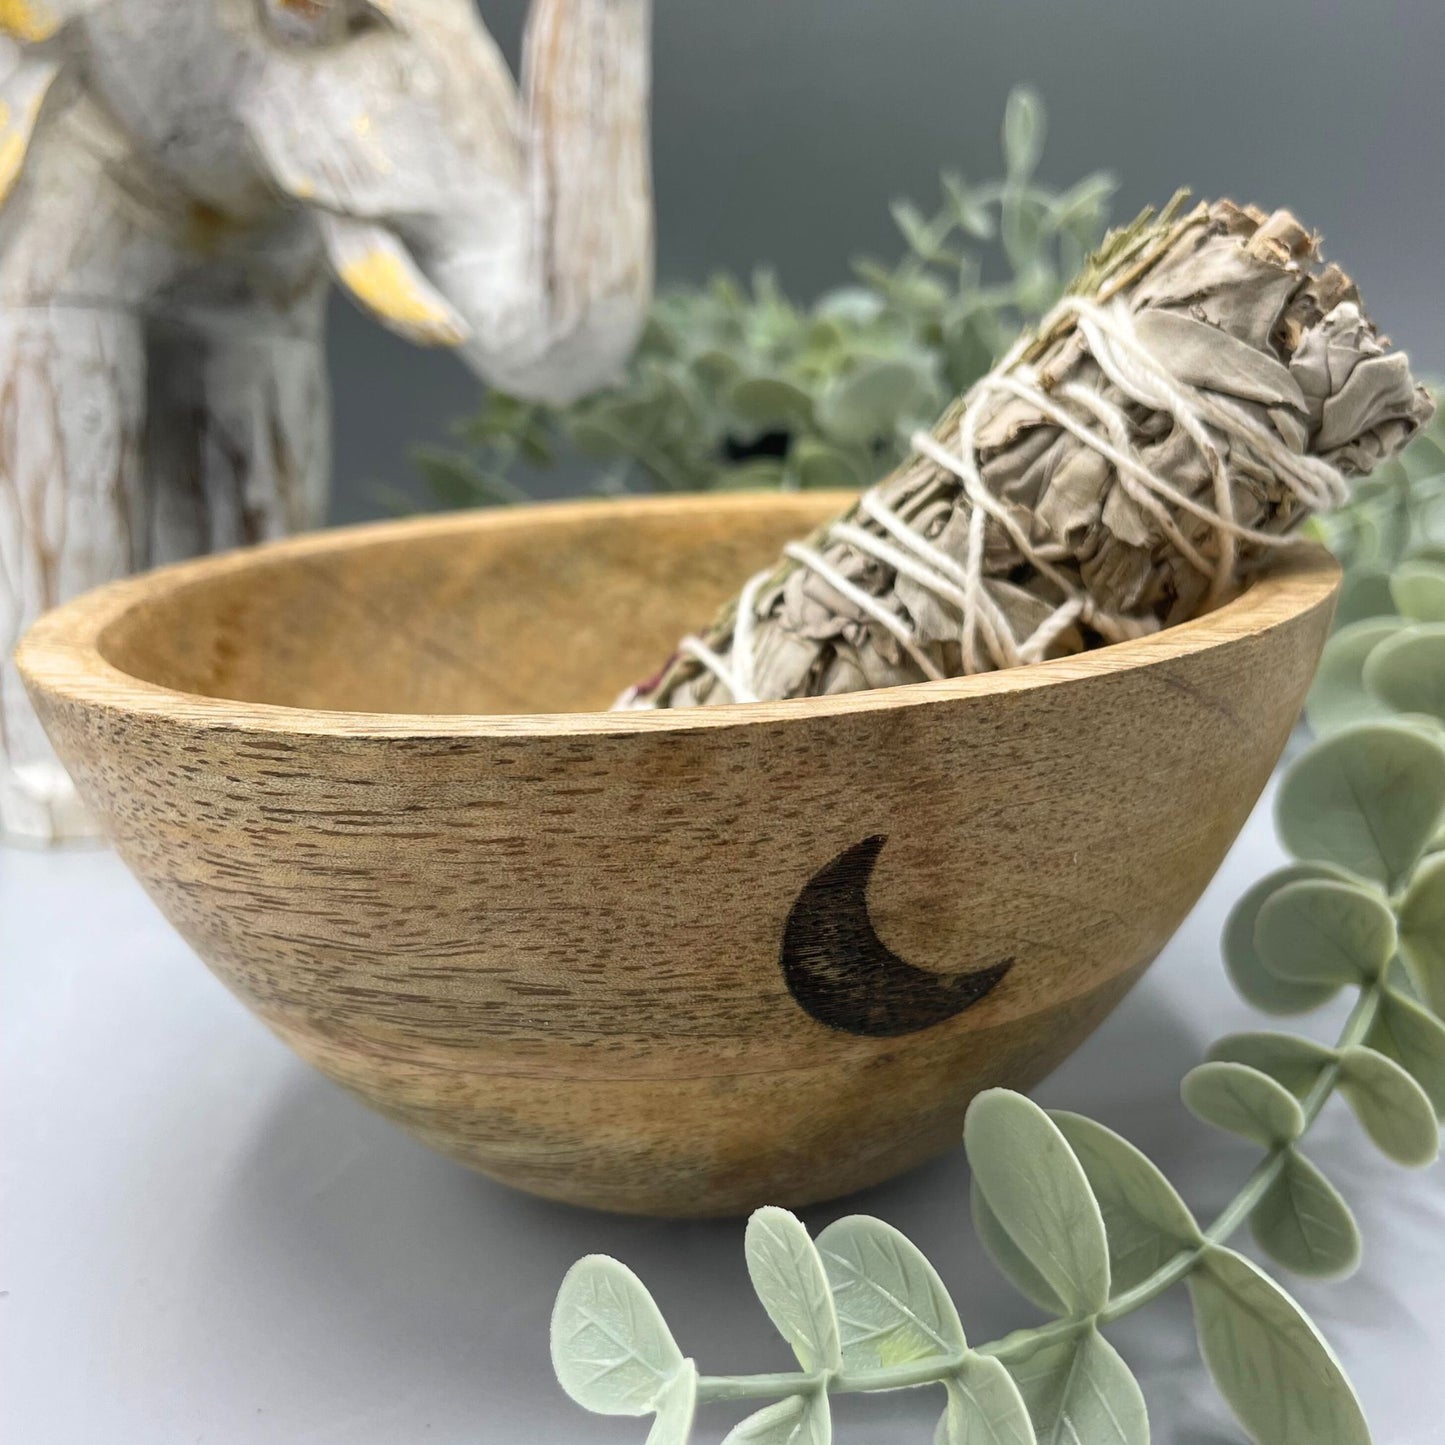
<box><xmin>1102</xmin><ymin>979</ymin><xmax>1381</xmax><ymax>1323</ymax></box>
<box><xmin>696</xmin><ymin>1372</ymin><xmax>827</xmax><ymax>1404</ymax></box>
<box><xmin>695</xmin><ymin>972</ymin><xmax>1389</xmax><ymax>1404</ymax></box>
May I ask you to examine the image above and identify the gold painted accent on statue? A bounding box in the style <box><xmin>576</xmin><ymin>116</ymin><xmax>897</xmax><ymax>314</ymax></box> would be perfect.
<box><xmin>0</xmin><ymin>0</ymin><xmax>59</xmax><ymax>42</ymax></box>
<box><xmin>339</xmin><ymin>248</ymin><xmax>469</xmax><ymax>346</ymax></box>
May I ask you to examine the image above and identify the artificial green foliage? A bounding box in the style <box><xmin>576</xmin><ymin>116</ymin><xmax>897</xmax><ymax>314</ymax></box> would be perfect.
<box><xmin>551</xmin><ymin>721</ymin><xmax>1445</xmax><ymax>1444</ymax></box>
<box><xmin>1308</xmin><ymin>390</ymin><xmax>1445</xmax><ymax>628</ymax></box>
<box><xmin>1180</xmin><ymin>1060</ymin><xmax>1306</xmax><ymax>1147</ymax></box>
<box><xmin>1252</xmin><ymin>1147</ymin><xmax>1360</xmax><ymax>1279</ymax></box>
<box><xmin>420</xmin><ymin>89</ymin><xmax>1115</xmax><ymax>508</ymax></box>
<box><xmin>1274</xmin><ymin>723</ymin><xmax>1445</xmax><ymax>889</ymax></box>
<box><xmin>1305</xmin><ymin>386</ymin><xmax>1445</xmax><ymax>735</ymax></box>
<box><xmin>1185</xmin><ymin>1249</ymin><xmax>1369</xmax><ymax>1445</ymax></box>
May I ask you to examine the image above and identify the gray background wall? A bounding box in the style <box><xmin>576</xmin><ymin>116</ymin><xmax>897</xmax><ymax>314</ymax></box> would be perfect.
<box><xmin>328</xmin><ymin>0</ymin><xmax>1445</xmax><ymax>524</ymax></box>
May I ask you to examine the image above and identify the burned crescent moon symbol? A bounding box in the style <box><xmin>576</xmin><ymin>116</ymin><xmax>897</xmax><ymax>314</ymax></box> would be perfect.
<box><xmin>781</xmin><ymin>835</ymin><xmax>1012</xmax><ymax>1037</ymax></box>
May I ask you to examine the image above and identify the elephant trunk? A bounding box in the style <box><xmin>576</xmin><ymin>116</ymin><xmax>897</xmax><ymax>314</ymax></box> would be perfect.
<box><xmin>334</xmin><ymin>0</ymin><xmax>654</xmax><ymax>407</ymax></box>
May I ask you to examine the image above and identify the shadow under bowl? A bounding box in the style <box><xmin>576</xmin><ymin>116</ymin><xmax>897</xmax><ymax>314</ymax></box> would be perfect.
<box><xmin>17</xmin><ymin>491</ymin><xmax>1338</xmax><ymax>1216</ymax></box>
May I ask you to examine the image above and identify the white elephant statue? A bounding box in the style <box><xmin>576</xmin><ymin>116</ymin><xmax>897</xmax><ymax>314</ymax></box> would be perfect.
<box><xmin>0</xmin><ymin>0</ymin><xmax>653</xmax><ymax>843</ymax></box>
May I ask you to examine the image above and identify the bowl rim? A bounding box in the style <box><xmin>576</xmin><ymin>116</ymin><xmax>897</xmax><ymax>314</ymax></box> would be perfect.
<box><xmin>16</xmin><ymin>490</ymin><xmax>1341</xmax><ymax>740</ymax></box>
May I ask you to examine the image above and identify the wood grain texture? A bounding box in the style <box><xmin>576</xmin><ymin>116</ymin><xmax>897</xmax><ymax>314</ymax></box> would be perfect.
<box><xmin>17</xmin><ymin>491</ymin><xmax>1340</xmax><ymax>1216</ymax></box>
<box><xmin>0</xmin><ymin>0</ymin><xmax>653</xmax><ymax>840</ymax></box>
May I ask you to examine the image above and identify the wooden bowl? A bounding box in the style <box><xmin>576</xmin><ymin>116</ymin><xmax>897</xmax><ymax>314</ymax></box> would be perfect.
<box><xmin>17</xmin><ymin>493</ymin><xmax>1338</xmax><ymax>1217</ymax></box>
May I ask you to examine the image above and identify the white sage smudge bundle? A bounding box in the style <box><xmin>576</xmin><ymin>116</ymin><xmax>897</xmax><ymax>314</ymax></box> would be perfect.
<box><xmin>620</xmin><ymin>197</ymin><xmax>1434</xmax><ymax>708</ymax></box>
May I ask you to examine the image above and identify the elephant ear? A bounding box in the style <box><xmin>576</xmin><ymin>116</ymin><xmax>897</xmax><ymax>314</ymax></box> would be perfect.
<box><xmin>255</xmin><ymin>0</ymin><xmax>398</xmax><ymax>47</ymax></box>
<box><xmin>0</xmin><ymin>40</ymin><xmax>66</xmax><ymax>209</ymax></box>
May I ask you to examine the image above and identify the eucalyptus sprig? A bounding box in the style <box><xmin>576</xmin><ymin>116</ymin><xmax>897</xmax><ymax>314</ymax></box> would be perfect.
<box><xmin>1305</xmin><ymin>386</ymin><xmax>1445</xmax><ymax>740</ymax></box>
<box><xmin>550</xmin><ymin>720</ymin><xmax>1445</xmax><ymax>1445</ymax></box>
<box><xmin>419</xmin><ymin>87</ymin><xmax>1115</xmax><ymax>508</ymax></box>
<box><xmin>1308</xmin><ymin>386</ymin><xmax>1445</xmax><ymax>630</ymax></box>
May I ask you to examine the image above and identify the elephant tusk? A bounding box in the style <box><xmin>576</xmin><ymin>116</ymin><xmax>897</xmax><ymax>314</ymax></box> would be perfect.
<box><xmin>0</xmin><ymin>52</ymin><xmax>61</xmax><ymax>208</ymax></box>
<box><xmin>318</xmin><ymin>213</ymin><xmax>470</xmax><ymax>349</ymax></box>
<box><xmin>0</xmin><ymin>0</ymin><xmax>61</xmax><ymax>44</ymax></box>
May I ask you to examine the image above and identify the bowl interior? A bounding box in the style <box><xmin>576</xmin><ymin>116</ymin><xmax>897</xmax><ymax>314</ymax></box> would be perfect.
<box><xmin>96</xmin><ymin>497</ymin><xmax>842</xmax><ymax>716</ymax></box>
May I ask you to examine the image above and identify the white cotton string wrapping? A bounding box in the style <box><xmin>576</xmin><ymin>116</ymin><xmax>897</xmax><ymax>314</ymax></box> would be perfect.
<box><xmin>626</xmin><ymin>199</ymin><xmax>1434</xmax><ymax>710</ymax></box>
<box><xmin>667</xmin><ymin>297</ymin><xmax>1330</xmax><ymax>702</ymax></box>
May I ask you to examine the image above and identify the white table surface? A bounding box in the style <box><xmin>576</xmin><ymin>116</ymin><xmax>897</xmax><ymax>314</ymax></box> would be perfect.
<box><xmin>4</xmin><ymin>775</ymin><xmax>1442</xmax><ymax>1445</ymax></box>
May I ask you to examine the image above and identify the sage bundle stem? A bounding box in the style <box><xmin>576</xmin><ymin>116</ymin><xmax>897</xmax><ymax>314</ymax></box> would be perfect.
<box><xmin>621</xmin><ymin>198</ymin><xmax>1433</xmax><ymax>709</ymax></box>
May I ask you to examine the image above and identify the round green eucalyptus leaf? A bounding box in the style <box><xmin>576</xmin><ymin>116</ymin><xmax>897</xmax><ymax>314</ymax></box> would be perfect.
<box><xmin>938</xmin><ymin>1356</ymin><xmax>1035</xmax><ymax>1445</ymax></box>
<box><xmin>1222</xmin><ymin>865</ymin><xmax>1351</xmax><ymax>1013</ymax></box>
<box><xmin>1368</xmin><ymin>987</ymin><xmax>1445</xmax><ymax>1117</ymax></box>
<box><xmin>1399</xmin><ymin>850</ymin><xmax>1445</xmax><ymax>1015</ymax></box>
<box><xmin>745</xmin><ymin>1207</ymin><xmax>842</xmax><ymax>1373</ymax></box>
<box><xmin>816</xmin><ymin>1215</ymin><xmax>965</xmax><ymax>1370</ymax></box>
<box><xmin>1391</xmin><ymin>559</ymin><xmax>1445</xmax><ymax>622</ymax></box>
<box><xmin>943</xmin><ymin>312</ymin><xmax>999</xmax><ymax>391</ymax></box>
<box><xmin>551</xmin><ymin>1256</ymin><xmax>685</xmax><ymax>1416</ymax></box>
<box><xmin>1253</xmin><ymin>878</ymin><xmax>1396</xmax><ymax>986</ymax></box>
<box><xmin>793</xmin><ymin>440</ymin><xmax>864</xmax><ymax>491</ymax></box>
<box><xmin>1351</xmin><ymin>510</ymin><xmax>1390</xmax><ymax>569</ymax></box>
<box><xmin>567</xmin><ymin>415</ymin><xmax>628</xmax><ymax>458</ymax></box>
<box><xmin>1275</xmin><ymin>722</ymin><xmax>1445</xmax><ymax>887</ymax></box>
<box><xmin>1049</xmin><ymin>1111</ymin><xmax>1201</xmax><ymax>1296</ymax></box>
<box><xmin>1305</xmin><ymin>618</ymin><xmax>1405</xmax><ymax>735</ymax></box>
<box><xmin>1251</xmin><ymin>1148</ymin><xmax>1361</xmax><ymax>1279</ymax></box>
<box><xmin>1331</xmin><ymin>565</ymin><xmax>1396</xmax><ymax>630</ymax></box>
<box><xmin>1362</xmin><ymin>624</ymin><xmax>1445</xmax><ymax>723</ymax></box>
<box><xmin>1337</xmin><ymin>1044</ymin><xmax>1442</xmax><ymax>1166</ymax></box>
<box><xmin>715</xmin><ymin>459</ymin><xmax>789</xmax><ymax>491</ymax></box>
<box><xmin>814</xmin><ymin>287</ymin><xmax>887</xmax><ymax>326</ymax></box>
<box><xmin>803</xmin><ymin>316</ymin><xmax>850</xmax><ymax>356</ymax></box>
<box><xmin>1402</xmin><ymin>429</ymin><xmax>1445</xmax><ymax>482</ymax></box>
<box><xmin>721</xmin><ymin>1392</ymin><xmax>829</xmax><ymax>1445</ymax></box>
<box><xmin>1408</xmin><ymin>541</ymin><xmax>1445</xmax><ymax>568</ymax></box>
<box><xmin>817</xmin><ymin>358</ymin><xmax>938</xmax><ymax>445</ymax></box>
<box><xmin>647</xmin><ymin>1363</ymin><xmax>698</xmax><ymax>1445</ymax></box>
<box><xmin>964</xmin><ymin>1089</ymin><xmax>1110</xmax><ymax>1317</ymax></box>
<box><xmin>1181</xmin><ymin>1061</ymin><xmax>1305</xmax><ymax>1146</ymax></box>
<box><xmin>1207</xmin><ymin>1031</ymin><xmax>1337</xmax><ymax>1098</ymax></box>
<box><xmin>691</xmin><ymin>347</ymin><xmax>744</xmax><ymax>386</ymax></box>
<box><xmin>993</xmin><ymin>1326</ymin><xmax>1146</xmax><ymax>1445</ymax></box>
<box><xmin>1003</xmin><ymin>86</ymin><xmax>1047</xmax><ymax>179</ymax></box>
<box><xmin>729</xmin><ymin>375</ymin><xmax>815</xmax><ymax>430</ymax></box>
<box><xmin>1187</xmin><ymin>1246</ymin><xmax>1370</xmax><ymax>1445</ymax></box>
<box><xmin>969</xmin><ymin>1178</ymin><xmax>1065</xmax><ymax>1316</ymax></box>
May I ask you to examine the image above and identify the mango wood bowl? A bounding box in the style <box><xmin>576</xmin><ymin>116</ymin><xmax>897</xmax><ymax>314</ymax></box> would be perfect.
<box><xmin>17</xmin><ymin>493</ymin><xmax>1339</xmax><ymax>1217</ymax></box>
